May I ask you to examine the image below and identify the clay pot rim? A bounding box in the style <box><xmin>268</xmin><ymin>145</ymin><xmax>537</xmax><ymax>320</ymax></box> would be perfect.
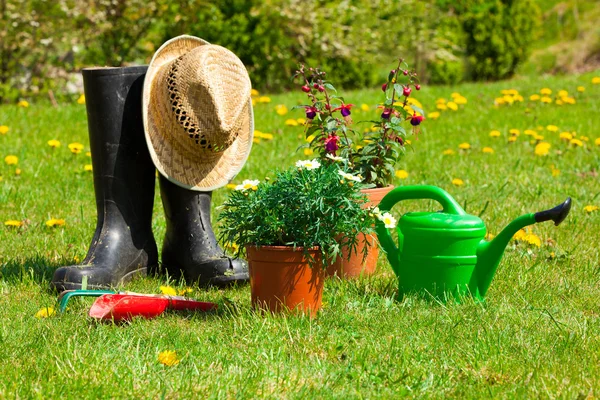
<box><xmin>245</xmin><ymin>245</ymin><xmax>320</xmax><ymax>252</ymax></box>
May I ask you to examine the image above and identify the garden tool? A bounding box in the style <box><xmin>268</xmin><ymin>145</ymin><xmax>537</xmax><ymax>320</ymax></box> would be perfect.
<box><xmin>58</xmin><ymin>289</ymin><xmax>216</xmax><ymax>321</ymax></box>
<box><xmin>89</xmin><ymin>293</ymin><xmax>217</xmax><ymax>321</ymax></box>
<box><xmin>51</xmin><ymin>66</ymin><xmax>158</xmax><ymax>291</ymax></box>
<box><xmin>141</xmin><ymin>35</ymin><xmax>254</xmax><ymax>286</ymax></box>
<box><xmin>376</xmin><ymin>185</ymin><xmax>571</xmax><ymax>301</ymax></box>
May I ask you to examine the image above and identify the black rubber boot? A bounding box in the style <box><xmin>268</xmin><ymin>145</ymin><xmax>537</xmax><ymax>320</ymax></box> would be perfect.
<box><xmin>158</xmin><ymin>176</ymin><xmax>249</xmax><ymax>287</ymax></box>
<box><xmin>51</xmin><ymin>66</ymin><xmax>158</xmax><ymax>291</ymax></box>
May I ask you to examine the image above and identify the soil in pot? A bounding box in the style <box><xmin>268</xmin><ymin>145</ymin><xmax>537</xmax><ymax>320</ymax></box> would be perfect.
<box><xmin>247</xmin><ymin>246</ymin><xmax>325</xmax><ymax>317</ymax></box>
<box><xmin>328</xmin><ymin>185</ymin><xmax>394</xmax><ymax>278</ymax></box>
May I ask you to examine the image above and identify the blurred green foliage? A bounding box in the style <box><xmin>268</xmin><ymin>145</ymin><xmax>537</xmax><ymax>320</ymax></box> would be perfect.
<box><xmin>0</xmin><ymin>0</ymin><xmax>542</xmax><ymax>103</ymax></box>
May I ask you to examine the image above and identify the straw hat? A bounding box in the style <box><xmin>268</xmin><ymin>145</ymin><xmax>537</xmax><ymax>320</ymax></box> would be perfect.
<box><xmin>143</xmin><ymin>35</ymin><xmax>253</xmax><ymax>191</ymax></box>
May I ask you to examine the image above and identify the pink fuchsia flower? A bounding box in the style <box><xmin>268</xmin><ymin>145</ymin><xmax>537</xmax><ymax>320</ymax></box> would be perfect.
<box><xmin>381</xmin><ymin>108</ymin><xmax>392</xmax><ymax>119</ymax></box>
<box><xmin>410</xmin><ymin>114</ymin><xmax>424</xmax><ymax>126</ymax></box>
<box><xmin>304</xmin><ymin>106</ymin><xmax>318</xmax><ymax>120</ymax></box>
<box><xmin>324</xmin><ymin>134</ymin><xmax>340</xmax><ymax>153</ymax></box>
<box><xmin>333</xmin><ymin>103</ymin><xmax>354</xmax><ymax>117</ymax></box>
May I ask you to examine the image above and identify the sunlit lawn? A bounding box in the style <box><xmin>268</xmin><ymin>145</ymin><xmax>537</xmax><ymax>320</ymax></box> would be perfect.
<box><xmin>1</xmin><ymin>70</ymin><xmax>599</xmax><ymax>398</ymax></box>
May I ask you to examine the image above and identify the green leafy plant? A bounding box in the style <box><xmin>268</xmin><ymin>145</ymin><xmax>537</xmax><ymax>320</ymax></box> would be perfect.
<box><xmin>293</xmin><ymin>60</ymin><xmax>425</xmax><ymax>188</ymax></box>
<box><xmin>217</xmin><ymin>161</ymin><xmax>390</xmax><ymax>265</ymax></box>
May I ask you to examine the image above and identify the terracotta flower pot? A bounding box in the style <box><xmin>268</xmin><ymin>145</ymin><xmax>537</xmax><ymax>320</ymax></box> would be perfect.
<box><xmin>327</xmin><ymin>185</ymin><xmax>394</xmax><ymax>278</ymax></box>
<box><xmin>246</xmin><ymin>246</ymin><xmax>325</xmax><ymax>317</ymax></box>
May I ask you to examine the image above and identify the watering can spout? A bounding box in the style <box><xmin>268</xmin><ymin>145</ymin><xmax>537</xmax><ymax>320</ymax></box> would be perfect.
<box><xmin>476</xmin><ymin>198</ymin><xmax>571</xmax><ymax>297</ymax></box>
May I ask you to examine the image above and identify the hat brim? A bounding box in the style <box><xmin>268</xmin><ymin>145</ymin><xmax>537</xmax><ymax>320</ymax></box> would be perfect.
<box><xmin>142</xmin><ymin>35</ymin><xmax>254</xmax><ymax>191</ymax></box>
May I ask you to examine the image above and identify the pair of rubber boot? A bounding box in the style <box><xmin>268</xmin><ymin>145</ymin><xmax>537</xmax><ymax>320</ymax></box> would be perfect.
<box><xmin>50</xmin><ymin>66</ymin><xmax>248</xmax><ymax>292</ymax></box>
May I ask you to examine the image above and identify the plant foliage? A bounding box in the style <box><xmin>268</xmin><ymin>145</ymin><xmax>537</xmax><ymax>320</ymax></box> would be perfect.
<box><xmin>217</xmin><ymin>162</ymin><xmax>376</xmax><ymax>265</ymax></box>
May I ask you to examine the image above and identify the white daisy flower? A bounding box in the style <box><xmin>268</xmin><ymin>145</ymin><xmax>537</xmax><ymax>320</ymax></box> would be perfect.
<box><xmin>337</xmin><ymin>169</ymin><xmax>362</xmax><ymax>182</ymax></box>
<box><xmin>295</xmin><ymin>159</ymin><xmax>321</xmax><ymax>170</ymax></box>
<box><xmin>235</xmin><ymin>179</ymin><xmax>260</xmax><ymax>191</ymax></box>
<box><xmin>326</xmin><ymin>154</ymin><xmax>345</xmax><ymax>162</ymax></box>
<box><xmin>379</xmin><ymin>212</ymin><xmax>397</xmax><ymax>229</ymax></box>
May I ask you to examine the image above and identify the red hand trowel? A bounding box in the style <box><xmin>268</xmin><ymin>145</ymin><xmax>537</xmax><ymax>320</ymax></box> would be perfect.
<box><xmin>88</xmin><ymin>293</ymin><xmax>217</xmax><ymax>322</ymax></box>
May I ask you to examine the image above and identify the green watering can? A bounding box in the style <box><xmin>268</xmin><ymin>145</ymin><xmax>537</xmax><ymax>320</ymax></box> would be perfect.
<box><xmin>376</xmin><ymin>186</ymin><xmax>571</xmax><ymax>301</ymax></box>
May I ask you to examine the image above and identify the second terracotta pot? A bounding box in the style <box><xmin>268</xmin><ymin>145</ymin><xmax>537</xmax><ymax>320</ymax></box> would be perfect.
<box><xmin>246</xmin><ymin>246</ymin><xmax>325</xmax><ymax>317</ymax></box>
<box><xmin>327</xmin><ymin>185</ymin><xmax>394</xmax><ymax>278</ymax></box>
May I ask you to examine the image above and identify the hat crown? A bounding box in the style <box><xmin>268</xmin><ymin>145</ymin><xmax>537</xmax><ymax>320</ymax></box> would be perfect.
<box><xmin>166</xmin><ymin>45</ymin><xmax>251</xmax><ymax>152</ymax></box>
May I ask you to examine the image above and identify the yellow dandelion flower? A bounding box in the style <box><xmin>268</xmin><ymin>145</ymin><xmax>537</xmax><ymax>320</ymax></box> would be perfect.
<box><xmin>546</xmin><ymin>125</ymin><xmax>559</xmax><ymax>132</ymax></box>
<box><xmin>428</xmin><ymin>111</ymin><xmax>440</xmax><ymax>120</ymax></box>
<box><xmin>275</xmin><ymin>104</ymin><xmax>288</xmax><ymax>116</ymax></box>
<box><xmin>540</xmin><ymin>88</ymin><xmax>552</xmax><ymax>95</ymax></box>
<box><xmin>513</xmin><ymin>229</ymin><xmax>526</xmax><ymax>241</ymax></box>
<box><xmin>592</xmin><ymin>77</ymin><xmax>600</xmax><ymax>84</ymax></box>
<box><xmin>303</xmin><ymin>148</ymin><xmax>314</xmax><ymax>156</ymax></box>
<box><xmin>250</xmin><ymin>89</ymin><xmax>259</xmax><ymax>96</ymax></box>
<box><xmin>68</xmin><ymin>142</ymin><xmax>84</xmax><ymax>154</ymax></box>
<box><xmin>15</xmin><ymin>168</ymin><xmax>21</xmax><ymax>176</ymax></box>
<box><xmin>252</xmin><ymin>138</ymin><xmax>261</xmax><ymax>144</ymax></box>
<box><xmin>533</xmin><ymin>134</ymin><xmax>544</xmax><ymax>141</ymax></box>
<box><xmin>524</xmin><ymin>233</ymin><xmax>541</xmax><ymax>247</ymax></box>
<box><xmin>226</xmin><ymin>184</ymin><xmax>237</xmax><ymax>190</ymax></box>
<box><xmin>257</xmin><ymin>96</ymin><xmax>271</xmax><ymax>103</ymax></box>
<box><xmin>86</xmin><ymin>152</ymin><xmax>91</xmax><ymax>157</ymax></box>
<box><xmin>405</xmin><ymin>139</ymin><xmax>412</xmax><ymax>145</ymax></box>
<box><xmin>447</xmin><ymin>101</ymin><xmax>458</xmax><ymax>111</ymax></box>
<box><xmin>584</xmin><ymin>205</ymin><xmax>599</xmax><ymax>213</ymax></box>
<box><xmin>178</xmin><ymin>287</ymin><xmax>194</xmax><ymax>296</ymax></box>
<box><xmin>500</xmin><ymin>89</ymin><xmax>511</xmax><ymax>95</ymax></box>
<box><xmin>557</xmin><ymin>90</ymin><xmax>568</xmax><ymax>98</ymax></box>
<box><xmin>451</xmin><ymin>92</ymin><xmax>461</xmax><ymax>98</ymax></box>
<box><xmin>35</xmin><ymin>307</ymin><xmax>56</xmax><ymax>318</ymax></box>
<box><xmin>502</xmin><ymin>95</ymin><xmax>514</xmax><ymax>104</ymax></box>
<box><xmin>529</xmin><ymin>94</ymin><xmax>540</xmax><ymax>101</ymax></box>
<box><xmin>524</xmin><ymin>129</ymin><xmax>537</xmax><ymax>136</ymax></box>
<box><xmin>0</xmin><ymin>125</ymin><xmax>8</xmax><ymax>135</ymax></box>
<box><xmin>570</xmin><ymin>138</ymin><xmax>583</xmax><ymax>147</ymax></box>
<box><xmin>534</xmin><ymin>142</ymin><xmax>551</xmax><ymax>156</ymax></box>
<box><xmin>540</xmin><ymin>96</ymin><xmax>552</xmax><ymax>103</ymax></box>
<box><xmin>452</xmin><ymin>178</ymin><xmax>464</xmax><ymax>186</ymax></box>
<box><xmin>17</xmin><ymin>100</ymin><xmax>29</xmax><ymax>108</ymax></box>
<box><xmin>443</xmin><ymin>149</ymin><xmax>455</xmax><ymax>155</ymax></box>
<box><xmin>361</xmin><ymin>103</ymin><xmax>370</xmax><ymax>112</ymax></box>
<box><xmin>395</xmin><ymin>170</ymin><xmax>409</xmax><ymax>179</ymax></box>
<box><xmin>507</xmin><ymin>89</ymin><xmax>519</xmax><ymax>96</ymax></box>
<box><xmin>551</xmin><ymin>166</ymin><xmax>560</xmax><ymax>177</ymax></box>
<box><xmin>4</xmin><ymin>155</ymin><xmax>18</xmax><ymax>165</ymax></box>
<box><xmin>158</xmin><ymin>350</ymin><xmax>180</xmax><ymax>366</ymax></box>
<box><xmin>160</xmin><ymin>286</ymin><xmax>177</xmax><ymax>296</ymax></box>
<box><xmin>494</xmin><ymin>97</ymin><xmax>506</xmax><ymax>105</ymax></box>
<box><xmin>595</xmin><ymin>138</ymin><xmax>600</xmax><ymax>146</ymax></box>
<box><xmin>45</xmin><ymin>218</ymin><xmax>65</xmax><ymax>227</ymax></box>
<box><xmin>577</xmin><ymin>86</ymin><xmax>585</xmax><ymax>92</ymax></box>
<box><xmin>508</xmin><ymin>136</ymin><xmax>517</xmax><ymax>143</ymax></box>
<box><xmin>77</xmin><ymin>94</ymin><xmax>86</xmax><ymax>104</ymax></box>
<box><xmin>251</xmin><ymin>98</ymin><xmax>256</xmax><ymax>106</ymax></box>
<box><xmin>84</xmin><ymin>164</ymin><xmax>93</xmax><ymax>172</ymax></box>
<box><xmin>436</xmin><ymin>98</ymin><xmax>446</xmax><ymax>104</ymax></box>
<box><xmin>509</xmin><ymin>129</ymin><xmax>520</xmax><ymax>136</ymax></box>
<box><xmin>458</xmin><ymin>142</ymin><xmax>471</xmax><ymax>150</ymax></box>
<box><xmin>454</xmin><ymin>96</ymin><xmax>467</xmax><ymax>105</ymax></box>
<box><xmin>580</xmin><ymin>136</ymin><xmax>589</xmax><ymax>142</ymax></box>
<box><xmin>559</xmin><ymin>132</ymin><xmax>572</xmax><ymax>141</ymax></box>
<box><xmin>563</xmin><ymin>97</ymin><xmax>576</xmax><ymax>104</ymax></box>
<box><xmin>4</xmin><ymin>220</ymin><xmax>23</xmax><ymax>227</ymax></box>
<box><xmin>513</xmin><ymin>95</ymin><xmax>524</xmax><ymax>102</ymax></box>
<box><xmin>489</xmin><ymin>130</ymin><xmax>501</xmax><ymax>138</ymax></box>
<box><xmin>482</xmin><ymin>147</ymin><xmax>494</xmax><ymax>154</ymax></box>
<box><xmin>47</xmin><ymin>139</ymin><xmax>60</xmax><ymax>148</ymax></box>
<box><xmin>285</xmin><ymin>119</ymin><xmax>298</xmax><ymax>126</ymax></box>
<box><xmin>296</xmin><ymin>118</ymin><xmax>306</xmax><ymax>125</ymax></box>
<box><xmin>437</xmin><ymin>103</ymin><xmax>448</xmax><ymax>111</ymax></box>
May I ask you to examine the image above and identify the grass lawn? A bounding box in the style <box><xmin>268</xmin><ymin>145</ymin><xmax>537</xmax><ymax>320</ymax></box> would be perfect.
<box><xmin>1</xmin><ymin>71</ymin><xmax>599</xmax><ymax>399</ymax></box>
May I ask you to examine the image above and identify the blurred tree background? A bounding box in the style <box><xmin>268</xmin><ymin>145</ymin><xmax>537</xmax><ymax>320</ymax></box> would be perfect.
<box><xmin>0</xmin><ymin>0</ymin><xmax>598</xmax><ymax>103</ymax></box>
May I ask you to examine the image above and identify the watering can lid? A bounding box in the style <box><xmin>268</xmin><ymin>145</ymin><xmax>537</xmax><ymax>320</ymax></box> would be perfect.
<box><xmin>400</xmin><ymin>211</ymin><xmax>486</xmax><ymax>236</ymax></box>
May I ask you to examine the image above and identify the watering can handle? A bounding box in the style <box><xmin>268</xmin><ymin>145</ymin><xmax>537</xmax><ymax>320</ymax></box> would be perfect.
<box><xmin>375</xmin><ymin>185</ymin><xmax>466</xmax><ymax>273</ymax></box>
